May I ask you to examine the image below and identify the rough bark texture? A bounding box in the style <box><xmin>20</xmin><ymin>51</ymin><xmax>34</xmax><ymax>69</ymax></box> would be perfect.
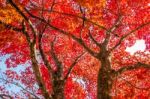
<box><xmin>97</xmin><ymin>67</ymin><xmax>113</xmax><ymax>99</ymax></box>
<box><xmin>52</xmin><ymin>79</ymin><xmax>65</xmax><ymax>99</ymax></box>
<box><xmin>97</xmin><ymin>47</ymin><xmax>113</xmax><ymax>99</ymax></box>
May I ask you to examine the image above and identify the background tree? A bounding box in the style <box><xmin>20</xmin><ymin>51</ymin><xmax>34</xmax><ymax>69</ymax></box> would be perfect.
<box><xmin>0</xmin><ymin>0</ymin><xmax>150</xmax><ymax>99</ymax></box>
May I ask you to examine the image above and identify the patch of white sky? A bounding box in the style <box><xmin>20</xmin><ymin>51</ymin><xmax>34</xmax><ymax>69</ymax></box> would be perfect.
<box><xmin>148</xmin><ymin>3</ymin><xmax>150</xmax><ymax>7</ymax></box>
<box><xmin>125</xmin><ymin>39</ymin><xmax>147</xmax><ymax>55</ymax></box>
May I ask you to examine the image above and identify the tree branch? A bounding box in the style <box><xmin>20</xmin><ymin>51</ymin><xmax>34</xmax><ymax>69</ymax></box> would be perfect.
<box><xmin>50</xmin><ymin>37</ymin><xmax>63</xmax><ymax>78</ymax></box>
<box><xmin>49</xmin><ymin>0</ymin><xmax>55</xmax><ymax>12</ymax></box>
<box><xmin>64</xmin><ymin>52</ymin><xmax>86</xmax><ymax>81</ymax></box>
<box><xmin>88</xmin><ymin>30</ymin><xmax>102</xmax><ymax>47</ymax></box>
<box><xmin>79</xmin><ymin>35</ymin><xmax>98</xmax><ymax>58</ymax></box>
<box><xmin>0</xmin><ymin>77</ymin><xmax>40</xmax><ymax>99</ymax></box>
<box><xmin>0</xmin><ymin>20</ymin><xmax>22</xmax><ymax>32</ymax></box>
<box><xmin>25</xmin><ymin>9</ymin><xmax>98</xmax><ymax>58</ymax></box>
<box><xmin>50</xmin><ymin>37</ymin><xmax>62</xmax><ymax>68</ymax></box>
<box><xmin>102</xmin><ymin>15</ymin><xmax>122</xmax><ymax>49</ymax></box>
<box><xmin>22</xmin><ymin>20</ymin><xmax>31</xmax><ymax>43</ymax></box>
<box><xmin>110</xmin><ymin>21</ymin><xmax>150</xmax><ymax>52</ymax></box>
<box><xmin>8</xmin><ymin>0</ymin><xmax>37</xmax><ymax>44</ymax></box>
<box><xmin>38</xmin><ymin>21</ymin><xmax>53</xmax><ymax>72</ymax></box>
<box><xmin>38</xmin><ymin>22</ymin><xmax>55</xmax><ymax>90</ymax></box>
<box><xmin>108</xmin><ymin>15</ymin><xmax>122</xmax><ymax>34</ymax></box>
<box><xmin>120</xmin><ymin>77</ymin><xmax>150</xmax><ymax>90</ymax></box>
<box><xmin>115</xmin><ymin>62</ymin><xmax>150</xmax><ymax>75</ymax></box>
<box><xmin>77</xmin><ymin>7</ymin><xmax>99</xmax><ymax>58</ymax></box>
<box><xmin>0</xmin><ymin>94</ymin><xmax>13</xmax><ymax>99</ymax></box>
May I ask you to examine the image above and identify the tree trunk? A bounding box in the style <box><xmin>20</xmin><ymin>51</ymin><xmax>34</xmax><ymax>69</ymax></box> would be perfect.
<box><xmin>52</xmin><ymin>79</ymin><xmax>65</xmax><ymax>99</ymax></box>
<box><xmin>97</xmin><ymin>67</ymin><xmax>113</xmax><ymax>99</ymax></box>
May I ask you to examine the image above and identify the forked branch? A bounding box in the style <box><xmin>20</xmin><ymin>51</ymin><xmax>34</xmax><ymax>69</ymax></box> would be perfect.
<box><xmin>89</xmin><ymin>30</ymin><xmax>102</xmax><ymax>47</ymax></box>
<box><xmin>102</xmin><ymin>15</ymin><xmax>122</xmax><ymax>49</ymax></box>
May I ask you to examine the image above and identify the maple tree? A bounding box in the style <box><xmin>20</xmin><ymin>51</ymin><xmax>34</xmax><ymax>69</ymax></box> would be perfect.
<box><xmin>0</xmin><ymin>0</ymin><xmax>150</xmax><ymax>99</ymax></box>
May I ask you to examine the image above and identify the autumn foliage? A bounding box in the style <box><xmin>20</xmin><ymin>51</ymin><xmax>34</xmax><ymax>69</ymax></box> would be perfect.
<box><xmin>0</xmin><ymin>0</ymin><xmax>150</xmax><ymax>99</ymax></box>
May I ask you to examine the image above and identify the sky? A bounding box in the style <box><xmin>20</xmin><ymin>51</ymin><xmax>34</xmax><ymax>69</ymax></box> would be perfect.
<box><xmin>125</xmin><ymin>39</ymin><xmax>146</xmax><ymax>55</ymax></box>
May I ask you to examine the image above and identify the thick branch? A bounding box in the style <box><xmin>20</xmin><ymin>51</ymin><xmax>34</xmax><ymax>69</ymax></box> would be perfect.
<box><xmin>110</xmin><ymin>21</ymin><xmax>150</xmax><ymax>52</ymax></box>
<box><xmin>116</xmin><ymin>62</ymin><xmax>150</xmax><ymax>75</ymax></box>
<box><xmin>50</xmin><ymin>38</ymin><xmax>61</xmax><ymax>67</ymax></box>
<box><xmin>78</xmin><ymin>37</ymin><xmax>98</xmax><ymax>58</ymax></box>
<box><xmin>29</xmin><ymin>41</ymin><xmax>51</xmax><ymax>99</ymax></box>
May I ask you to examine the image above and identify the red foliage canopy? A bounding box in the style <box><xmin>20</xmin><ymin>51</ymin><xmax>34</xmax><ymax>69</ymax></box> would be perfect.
<box><xmin>0</xmin><ymin>0</ymin><xmax>149</xmax><ymax>99</ymax></box>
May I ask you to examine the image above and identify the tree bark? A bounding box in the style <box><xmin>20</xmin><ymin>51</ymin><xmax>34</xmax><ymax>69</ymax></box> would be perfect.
<box><xmin>52</xmin><ymin>78</ymin><xmax>65</xmax><ymax>99</ymax></box>
<box><xmin>97</xmin><ymin>60</ymin><xmax>150</xmax><ymax>99</ymax></box>
<box><xmin>97</xmin><ymin>67</ymin><xmax>113</xmax><ymax>99</ymax></box>
<box><xmin>97</xmin><ymin>51</ymin><xmax>113</xmax><ymax>99</ymax></box>
<box><xmin>97</xmin><ymin>69</ymin><xmax>112</xmax><ymax>99</ymax></box>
